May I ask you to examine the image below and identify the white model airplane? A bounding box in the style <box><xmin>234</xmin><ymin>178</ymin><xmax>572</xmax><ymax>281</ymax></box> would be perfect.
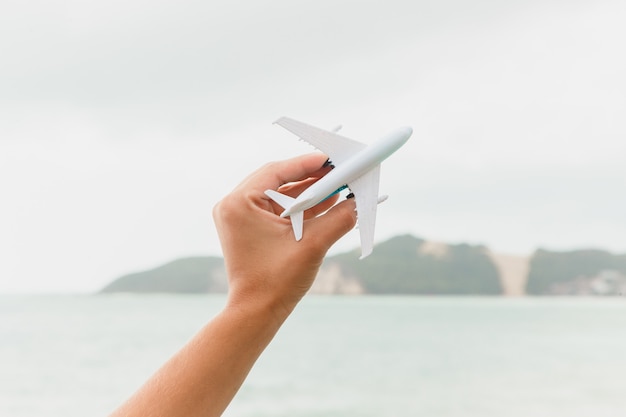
<box><xmin>265</xmin><ymin>117</ymin><xmax>412</xmax><ymax>259</ymax></box>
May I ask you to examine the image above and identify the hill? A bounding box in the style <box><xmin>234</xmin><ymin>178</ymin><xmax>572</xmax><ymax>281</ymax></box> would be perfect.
<box><xmin>99</xmin><ymin>235</ymin><xmax>626</xmax><ymax>296</ymax></box>
<box><xmin>525</xmin><ymin>249</ymin><xmax>626</xmax><ymax>295</ymax></box>
<box><xmin>320</xmin><ymin>235</ymin><xmax>502</xmax><ymax>295</ymax></box>
<box><xmin>100</xmin><ymin>256</ymin><xmax>226</xmax><ymax>294</ymax></box>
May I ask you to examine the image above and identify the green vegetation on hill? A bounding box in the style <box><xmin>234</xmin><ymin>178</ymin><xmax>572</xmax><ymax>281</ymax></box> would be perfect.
<box><xmin>328</xmin><ymin>235</ymin><xmax>502</xmax><ymax>294</ymax></box>
<box><xmin>526</xmin><ymin>249</ymin><xmax>626</xmax><ymax>295</ymax></box>
<box><xmin>100</xmin><ymin>256</ymin><xmax>225</xmax><ymax>294</ymax></box>
<box><xmin>99</xmin><ymin>236</ymin><xmax>626</xmax><ymax>296</ymax></box>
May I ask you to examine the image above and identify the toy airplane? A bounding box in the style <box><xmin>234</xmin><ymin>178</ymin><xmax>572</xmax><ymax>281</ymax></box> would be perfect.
<box><xmin>265</xmin><ymin>117</ymin><xmax>412</xmax><ymax>259</ymax></box>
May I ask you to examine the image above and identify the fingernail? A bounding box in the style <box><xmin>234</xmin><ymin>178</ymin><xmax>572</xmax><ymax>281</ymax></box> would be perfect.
<box><xmin>346</xmin><ymin>192</ymin><xmax>355</xmax><ymax>199</ymax></box>
<box><xmin>322</xmin><ymin>158</ymin><xmax>335</xmax><ymax>169</ymax></box>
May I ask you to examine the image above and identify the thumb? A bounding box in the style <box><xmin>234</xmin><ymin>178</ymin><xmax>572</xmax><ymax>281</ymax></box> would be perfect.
<box><xmin>305</xmin><ymin>197</ymin><xmax>357</xmax><ymax>252</ymax></box>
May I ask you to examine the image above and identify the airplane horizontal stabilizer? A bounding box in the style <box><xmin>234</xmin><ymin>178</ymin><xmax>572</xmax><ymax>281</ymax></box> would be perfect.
<box><xmin>264</xmin><ymin>189</ymin><xmax>304</xmax><ymax>241</ymax></box>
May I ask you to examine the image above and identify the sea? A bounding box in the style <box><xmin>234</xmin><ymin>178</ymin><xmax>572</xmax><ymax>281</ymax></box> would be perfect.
<box><xmin>1</xmin><ymin>295</ymin><xmax>626</xmax><ymax>417</ymax></box>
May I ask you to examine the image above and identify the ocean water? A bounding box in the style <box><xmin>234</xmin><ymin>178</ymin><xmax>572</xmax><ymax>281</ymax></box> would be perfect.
<box><xmin>1</xmin><ymin>295</ymin><xmax>626</xmax><ymax>417</ymax></box>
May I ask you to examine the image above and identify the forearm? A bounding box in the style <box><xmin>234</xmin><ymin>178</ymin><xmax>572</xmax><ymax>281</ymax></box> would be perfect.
<box><xmin>110</xmin><ymin>296</ymin><xmax>289</xmax><ymax>417</ymax></box>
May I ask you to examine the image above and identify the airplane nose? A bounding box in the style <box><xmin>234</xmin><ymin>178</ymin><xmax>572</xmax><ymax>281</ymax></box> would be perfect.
<box><xmin>393</xmin><ymin>126</ymin><xmax>412</xmax><ymax>144</ymax></box>
<box><xmin>400</xmin><ymin>126</ymin><xmax>413</xmax><ymax>139</ymax></box>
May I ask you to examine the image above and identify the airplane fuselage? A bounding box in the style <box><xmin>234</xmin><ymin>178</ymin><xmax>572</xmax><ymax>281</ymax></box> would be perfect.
<box><xmin>281</xmin><ymin>126</ymin><xmax>412</xmax><ymax>217</ymax></box>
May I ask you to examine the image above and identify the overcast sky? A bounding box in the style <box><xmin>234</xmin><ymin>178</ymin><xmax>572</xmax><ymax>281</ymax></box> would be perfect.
<box><xmin>1</xmin><ymin>0</ymin><xmax>625</xmax><ymax>293</ymax></box>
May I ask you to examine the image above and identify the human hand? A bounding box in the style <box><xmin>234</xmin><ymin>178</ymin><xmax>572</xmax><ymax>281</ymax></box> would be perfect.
<box><xmin>213</xmin><ymin>153</ymin><xmax>357</xmax><ymax>320</ymax></box>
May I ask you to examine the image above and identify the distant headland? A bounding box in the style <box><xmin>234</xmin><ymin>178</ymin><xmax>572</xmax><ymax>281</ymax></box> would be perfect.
<box><xmin>99</xmin><ymin>234</ymin><xmax>626</xmax><ymax>296</ymax></box>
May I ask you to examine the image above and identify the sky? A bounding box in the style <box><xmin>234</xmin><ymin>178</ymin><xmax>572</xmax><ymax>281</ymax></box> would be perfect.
<box><xmin>1</xmin><ymin>0</ymin><xmax>625</xmax><ymax>293</ymax></box>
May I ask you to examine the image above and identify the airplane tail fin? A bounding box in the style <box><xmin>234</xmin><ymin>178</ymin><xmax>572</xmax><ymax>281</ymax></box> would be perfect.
<box><xmin>264</xmin><ymin>189</ymin><xmax>304</xmax><ymax>241</ymax></box>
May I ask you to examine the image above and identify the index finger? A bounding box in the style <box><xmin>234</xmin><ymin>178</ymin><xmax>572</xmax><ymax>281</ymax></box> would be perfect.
<box><xmin>239</xmin><ymin>153</ymin><xmax>330</xmax><ymax>193</ymax></box>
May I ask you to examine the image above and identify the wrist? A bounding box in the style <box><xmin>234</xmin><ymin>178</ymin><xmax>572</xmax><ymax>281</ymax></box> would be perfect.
<box><xmin>224</xmin><ymin>286</ymin><xmax>297</xmax><ymax>331</ymax></box>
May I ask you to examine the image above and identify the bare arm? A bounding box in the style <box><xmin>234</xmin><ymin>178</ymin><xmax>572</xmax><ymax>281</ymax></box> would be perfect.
<box><xmin>110</xmin><ymin>153</ymin><xmax>357</xmax><ymax>417</ymax></box>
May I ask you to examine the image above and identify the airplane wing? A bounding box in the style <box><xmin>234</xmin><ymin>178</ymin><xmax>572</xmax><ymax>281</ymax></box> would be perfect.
<box><xmin>348</xmin><ymin>164</ymin><xmax>381</xmax><ymax>259</ymax></box>
<box><xmin>274</xmin><ymin>117</ymin><xmax>366</xmax><ymax>165</ymax></box>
